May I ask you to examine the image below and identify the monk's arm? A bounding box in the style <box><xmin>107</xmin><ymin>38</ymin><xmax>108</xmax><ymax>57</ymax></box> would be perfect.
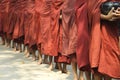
<box><xmin>101</xmin><ymin>14</ymin><xmax>111</xmax><ymax>20</ymax></box>
<box><xmin>101</xmin><ymin>7</ymin><xmax>115</xmax><ymax>21</ymax></box>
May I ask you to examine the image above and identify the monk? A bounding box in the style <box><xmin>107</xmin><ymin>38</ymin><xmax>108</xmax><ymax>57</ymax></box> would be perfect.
<box><xmin>24</xmin><ymin>0</ymin><xmax>31</xmax><ymax>57</ymax></box>
<box><xmin>19</xmin><ymin>0</ymin><xmax>28</xmax><ymax>52</ymax></box>
<box><xmin>60</xmin><ymin>0</ymin><xmax>80</xmax><ymax>79</ymax></box>
<box><xmin>75</xmin><ymin>0</ymin><xmax>91</xmax><ymax>80</ymax></box>
<box><xmin>0</xmin><ymin>1</ymin><xmax>4</xmax><ymax>45</ymax></box>
<box><xmin>35</xmin><ymin>0</ymin><xmax>42</xmax><ymax>64</ymax></box>
<box><xmin>88</xmin><ymin>0</ymin><xmax>120</xmax><ymax>79</ymax></box>
<box><xmin>54</xmin><ymin>20</ymin><xmax>71</xmax><ymax>73</ymax></box>
<box><xmin>1</xmin><ymin>0</ymin><xmax>10</xmax><ymax>47</ymax></box>
<box><xmin>25</xmin><ymin>0</ymin><xmax>38</xmax><ymax>61</ymax></box>
<box><xmin>0</xmin><ymin>0</ymin><xmax>9</xmax><ymax>46</ymax></box>
<box><xmin>12</xmin><ymin>0</ymin><xmax>25</xmax><ymax>52</ymax></box>
<box><xmin>7</xmin><ymin>0</ymin><xmax>17</xmax><ymax>49</ymax></box>
<box><xmin>40</xmin><ymin>0</ymin><xmax>59</xmax><ymax>70</ymax></box>
<box><xmin>50</xmin><ymin>0</ymin><xmax>71</xmax><ymax>73</ymax></box>
<box><xmin>7</xmin><ymin>0</ymin><xmax>21</xmax><ymax>51</ymax></box>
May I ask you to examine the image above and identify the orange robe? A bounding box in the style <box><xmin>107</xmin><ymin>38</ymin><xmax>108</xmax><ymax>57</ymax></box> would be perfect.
<box><xmin>0</xmin><ymin>1</ymin><xmax>3</xmax><ymax>35</ymax></box>
<box><xmin>88</xmin><ymin>0</ymin><xmax>120</xmax><ymax>78</ymax></box>
<box><xmin>12</xmin><ymin>0</ymin><xmax>25</xmax><ymax>43</ymax></box>
<box><xmin>35</xmin><ymin>0</ymin><xmax>42</xmax><ymax>47</ymax></box>
<box><xmin>24</xmin><ymin>0</ymin><xmax>31</xmax><ymax>45</ymax></box>
<box><xmin>2</xmin><ymin>0</ymin><xmax>9</xmax><ymax>34</ymax></box>
<box><xmin>24</xmin><ymin>0</ymin><xmax>36</xmax><ymax>48</ymax></box>
<box><xmin>0</xmin><ymin>0</ymin><xmax>9</xmax><ymax>36</ymax></box>
<box><xmin>61</xmin><ymin>0</ymin><xmax>77</xmax><ymax>56</ymax></box>
<box><xmin>7</xmin><ymin>0</ymin><xmax>17</xmax><ymax>40</ymax></box>
<box><xmin>27</xmin><ymin>0</ymin><xmax>38</xmax><ymax>48</ymax></box>
<box><xmin>52</xmin><ymin>0</ymin><xmax>71</xmax><ymax>64</ymax></box>
<box><xmin>40</xmin><ymin>0</ymin><xmax>59</xmax><ymax>56</ymax></box>
<box><xmin>75</xmin><ymin>0</ymin><xmax>90</xmax><ymax>70</ymax></box>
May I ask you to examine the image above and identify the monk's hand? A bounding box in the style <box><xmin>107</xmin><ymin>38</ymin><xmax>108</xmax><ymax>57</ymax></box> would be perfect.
<box><xmin>109</xmin><ymin>16</ymin><xmax>119</xmax><ymax>21</ymax></box>
<box><xmin>108</xmin><ymin>7</ymin><xmax>120</xmax><ymax>21</ymax></box>
<box><xmin>107</xmin><ymin>7</ymin><xmax>117</xmax><ymax>21</ymax></box>
<box><xmin>114</xmin><ymin>7</ymin><xmax>120</xmax><ymax>18</ymax></box>
<box><xmin>101</xmin><ymin>7</ymin><xmax>116</xmax><ymax>21</ymax></box>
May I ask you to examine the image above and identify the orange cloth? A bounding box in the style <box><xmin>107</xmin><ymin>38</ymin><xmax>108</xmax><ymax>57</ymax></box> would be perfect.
<box><xmin>0</xmin><ymin>0</ymin><xmax>9</xmax><ymax>34</ymax></box>
<box><xmin>75</xmin><ymin>0</ymin><xmax>90</xmax><ymax>70</ymax></box>
<box><xmin>35</xmin><ymin>0</ymin><xmax>42</xmax><ymax>46</ymax></box>
<box><xmin>53</xmin><ymin>0</ymin><xmax>71</xmax><ymax>63</ymax></box>
<box><xmin>88</xmin><ymin>0</ymin><xmax>120</xmax><ymax>78</ymax></box>
<box><xmin>40</xmin><ymin>0</ymin><xmax>52</xmax><ymax>55</ymax></box>
<box><xmin>24</xmin><ymin>0</ymin><xmax>36</xmax><ymax>47</ymax></box>
<box><xmin>61</xmin><ymin>0</ymin><xmax>77</xmax><ymax>56</ymax></box>
<box><xmin>40</xmin><ymin>0</ymin><xmax>60</xmax><ymax>56</ymax></box>
<box><xmin>12</xmin><ymin>0</ymin><xmax>25</xmax><ymax>43</ymax></box>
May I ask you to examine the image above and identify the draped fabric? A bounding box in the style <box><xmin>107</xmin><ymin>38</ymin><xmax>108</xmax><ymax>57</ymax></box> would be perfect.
<box><xmin>40</xmin><ymin>0</ymin><xmax>57</xmax><ymax>56</ymax></box>
<box><xmin>0</xmin><ymin>1</ymin><xmax>3</xmax><ymax>35</ymax></box>
<box><xmin>24</xmin><ymin>0</ymin><xmax>36</xmax><ymax>47</ymax></box>
<box><xmin>12</xmin><ymin>0</ymin><xmax>26</xmax><ymax>43</ymax></box>
<box><xmin>22</xmin><ymin>0</ymin><xmax>30</xmax><ymax>45</ymax></box>
<box><xmin>88</xmin><ymin>0</ymin><xmax>120</xmax><ymax>78</ymax></box>
<box><xmin>35</xmin><ymin>0</ymin><xmax>42</xmax><ymax>46</ymax></box>
<box><xmin>0</xmin><ymin>13</ymin><xmax>1</xmax><ymax>35</ymax></box>
<box><xmin>52</xmin><ymin>0</ymin><xmax>71</xmax><ymax>63</ymax></box>
<box><xmin>1</xmin><ymin>0</ymin><xmax>9</xmax><ymax>34</ymax></box>
<box><xmin>61</xmin><ymin>0</ymin><xmax>77</xmax><ymax>56</ymax></box>
<box><xmin>24</xmin><ymin>0</ymin><xmax>31</xmax><ymax>45</ymax></box>
<box><xmin>0</xmin><ymin>0</ymin><xmax>9</xmax><ymax>35</ymax></box>
<box><xmin>75</xmin><ymin>0</ymin><xmax>90</xmax><ymax>70</ymax></box>
<box><xmin>49</xmin><ymin>0</ymin><xmax>64</xmax><ymax>56</ymax></box>
<box><xmin>40</xmin><ymin>0</ymin><xmax>52</xmax><ymax>55</ymax></box>
<box><xmin>7</xmin><ymin>0</ymin><xmax>18</xmax><ymax>40</ymax></box>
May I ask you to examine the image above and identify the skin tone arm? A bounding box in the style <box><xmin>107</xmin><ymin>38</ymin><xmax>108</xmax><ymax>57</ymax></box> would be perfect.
<box><xmin>101</xmin><ymin>7</ymin><xmax>120</xmax><ymax>21</ymax></box>
<box><xmin>101</xmin><ymin>7</ymin><xmax>116</xmax><ymax>21</ymax></box>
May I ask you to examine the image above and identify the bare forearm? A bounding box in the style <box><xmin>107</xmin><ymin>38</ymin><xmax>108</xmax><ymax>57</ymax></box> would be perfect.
<box><xmin>101</xmin><ymin>14</ymin><xmax>109</xmax><ymax>20</ymax></box>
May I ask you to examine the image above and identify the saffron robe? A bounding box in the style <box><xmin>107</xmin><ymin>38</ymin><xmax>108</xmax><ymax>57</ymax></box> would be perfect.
<box><xmin>35</xmin><ymin>0</ymin><xmax>42</xmax><ymax>47</ymax></box>
<box><xmin>88</xmin><ymin>0</ymin><xmax>120</xmax><ymax>78</ymax></box>
<box><xmin>12</xmin><ymin>0</ymin><xmax>26</xmax><ymax>43</ymax></box>
<box><xmin>8</xmin><ymin>0</ymin><xmax>18</xmax><ymax>40</ymax></box>
<box><xmin>0</xmin><ymin>0</ymin><xmax>9</xmax><ymax>35</ymax></box>
<box><xmin>52</xmin><ymin>0</ymin><xmax>71</xmax><ymax>63</ymax></box>
<box><xmin>40</xmin><ymin>0</ymin><xmax>59</xmax><ymax>56</ymax></box>
<box><xmin>1</xmin><ymin>0</ymin><xmax>9</xmax><ymax>34</ymax></box>
<box><xmin>24</xmin><ymin>0</ymin><xmax>36</xmax><ymax>48</ymax></box>
<box><xmin>61</xmin><ymin>0</ymin><xmax>77</xmax><ymax>56</ymax></box>
<box><xmin>27</xmin><ymin>0</ymin><xmax>38</xmax><ymax>48</ymax></box>
<box><xmin>75</xmin><ymin>0</ymin><xmax>90</xmax><ymax>70</ymax></box>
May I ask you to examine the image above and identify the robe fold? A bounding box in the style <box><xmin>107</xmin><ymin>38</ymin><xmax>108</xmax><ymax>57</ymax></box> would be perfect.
<box><xmin>8</xmin><ymin>0</ymin><xmax>18</xmax><ymax>40</ymax></box>
<box><xmin>24</xmin><ymin>0</ymin><xmax>30</xmax><ymax>45</ymax></box>
<box><xmin>52</xmin><ymin>0</ymin><xmax>71</xmax><ymax>63</ymax></box>
<box><xmin>61</xmin><ymin>0</ymin><xmax>77</xmax><ymax>56</ymax></box>
<box><xmin>50</xmin><ymin>0</ymin><xmax>64</xmax><ymax>56</ymax></box>
<box><xmin>75</xmin><ymin>0</ymin><xmax>90</xmax><ymax>70</ymax></box>
<box><xmin>0</xmin><ymin>1</ymin><xmax>3</xmax><ymax>35</ymax></box>
<box><xmin>40</xmin><ymin>0</ymin><xmax>58</xmax><ymax>56</ymax></box>
<box><xmin>35</xmin><ymin>0</ymin><xmax>42</xmax><ymax>47</ymax></box>
<box><xmin>88</xmin><ymin>0</ymin><xmax>120</xmax><ymax>78</ymax></box>
<box><xmin>24</xmin><ymin>11</ymin><xmax>31</xmax><ymax>45</ymax></box>
<box><xmin>24</xmin><ymin>0</ymin><xmax>36</xmax><ymax>48</ymax></box>
<box><xmin>1</xmin><ymin>0</ymin><xmax>9</xmax><ymax>34</ymax></box>
<box><xmin>12</xmin><ymin>0</ymin><xmax>25</xmax><ymax>43</ymax></box>
<box><xmin>0</xmin><ymin>13</ymin><xmax>1</xmax><ymax>36</ymax></box>
<box><xmin>0</xmin><ymin>0</ymin><xmax>9</xmax><ymax>35</ymax></box>
<box><xmin>40</xmin><ymin>0</ymin><xmax>50</xmax><ymax>54</ymax></box>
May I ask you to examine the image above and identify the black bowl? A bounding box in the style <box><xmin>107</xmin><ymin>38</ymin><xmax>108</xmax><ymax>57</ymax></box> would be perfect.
<box><xmin>100</xmin><ymin>1</ymin><xmax>120</xmax><ymax>15</ymax></box>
